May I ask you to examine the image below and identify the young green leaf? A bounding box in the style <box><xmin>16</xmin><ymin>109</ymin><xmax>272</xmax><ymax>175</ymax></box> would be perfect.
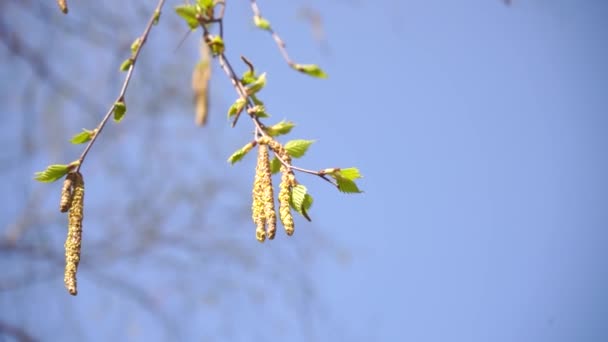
<box><xmin>270</xmin><ymin>157</ymin><xmax>281</xmax><ymax>174</ymax></box>
<box><xmin>113</xmin><ymin>101</ymin><xmax>127</xmax><ymax>122</ymax></box>
<box><xmin>253</xmin><ymin>15</ymin><xmax>271</xmax><ymax>31</ymax></box>
<box><xmin>241</xmin><ymin>70</ymin><xmax>256</xmax><ymax>85</ymax></box>
<box><xmin>284</xmin><ymin>139</ymin><xmax>314</xmax><ymax>158</ymax></box>
<box><xmin>34</xmin><ymin>164</ymin><xmax>71</xmax><ymax>183</ymax></box>
<box><xmin>291</xmin><ymin>64</ymin><xmax>328</xmax><ymax>79</ymax></box>
<box><xmin>70</xmin><ymin>129</ymin><xmax>95</xmax><ymax>144</ymax></box>
<box><xmin>266</xmin><ymin>120</ymin><xmax>295</xmax><ymax>137</ymax></box>
<box><xmin>208</xmin><ymin>35</ymin><xmax>225</xmax><ymax>55</ymax></box>
<box><xmin>227</xmin><ymin>142</ymin><xmax>255</xmax><ymax>164</ymax></box>
<box><xmin>337</xmin><ymin>167</ymin><xmax>362</xmax><ymax>180</ymax></box>
<box><xmin>153</xmin><ymin>9</ymin><xmax>161</xmax><ymax>25</ymax></box>
<box><xmin>246</xmin><ymin>72</ymin><xmax>267</xmax><ymax>96</ymax></box>
<box><xmin>175</xmin><ymin>5</ymin><xmax>199</xmax><ymax>29</ymax></box>
<box><xmin>301</xmin><ymin>193</ymin><xmax>313</xmax><ymax>220</ymax></box>
<box><xmin>196</xmin><ymin>0</ymin><xmax>214</xmax><ymax>9</ymax></box>
<box><xmin>290</xmin><ymin>184</ymin><xmax>312</xmax><ymax>221</ymax></box>
<box><xmin>227</xmin><ymin>98</ymin><xmax>246</xmax><ymax>118</ymax></box>
<box><xmin>248</xmin><ymin>105</ymin><xmax>270</xmax><ymax>118</ymax></box>
<box><xmin>335</xmin><ymin>177</ymin><xmax>362</xmax><ymax>194</ymax></box>
<box><xmin>130</xmin><ymin>38</ymin><xmax>141</xmax><ymax>54</ymax></box>
<box><xmin>120</xmin><ymin>58</ymin><xmax>133</xmax><ymax>72</ymax></box>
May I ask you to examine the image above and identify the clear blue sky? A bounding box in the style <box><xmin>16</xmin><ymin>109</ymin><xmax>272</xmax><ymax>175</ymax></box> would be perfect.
<box><xmin>2</xmin><ymin>0</ymin><xmax>608</xmax><ymax>341</ymax></box>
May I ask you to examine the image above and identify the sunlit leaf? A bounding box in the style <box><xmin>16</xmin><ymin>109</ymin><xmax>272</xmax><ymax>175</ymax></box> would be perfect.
<box><xmin>113</xmin><ymin>101</ymin><xmax>127</xmax><ymax>122</ymax></box>
<box><xmin>291</xmin><ymin>64</ymin><xmax>328</xmax><ymax>79</ymax></box>
<box><xmin>119</xmin><ymin>58</ymin><xmax>133</xmax><ymax>72</ymax></box>
<box><xmin>290</xmin><ymin>184</ymin><xmax>312</xmax><ymax>221</ymax></box>
<box><xmin>70</xmin><ymin>129</ymin><xmax>95</xmax><ymax>144</ymax></box>
<box><xmin>266</xmin><ymin>120</ymin><xmax>295</xmax><ymax>137</ymax></box>
<box><xmin>270</xmin><ymin>157</ymin><xmax>281</xmax><ymax>174</ymax></box>
<box><xmin>175</xmin><ymin>5</ymin><xmax>199</xmax><ymax>29</ymax></box>
<box><xmin>246</xmin><ymin>72</ymin><xmax>266</xmax><ymax>96</ymax></box>
<box><xmin>253</xmin><ymin>15</ymin><xmax>271</xmax><ymax>31</ymax></box>
<box><xmin>228</xmin><ymin>142</ymin><xmax>255</xmax><ymax>164</ymax></box>
<box><xmin>34</xmin><ymin>164</ymin><xmax>71</xmax><ymax>183</ymax></box>
<box><xmin>227</xmin><ymin>98</ymin><xmax>246</xmax><ymax>118</ymax></box>
<box><xmin>284</xmin><ymin>139</ymin><xmax>314</xmax><ymax>158</ymax></box>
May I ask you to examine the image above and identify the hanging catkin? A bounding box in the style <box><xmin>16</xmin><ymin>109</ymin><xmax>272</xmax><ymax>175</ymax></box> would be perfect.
<box><xmin>64</xmin><ymin>172</ymin><xmax>84</xmax><ymax>295</ymax></box>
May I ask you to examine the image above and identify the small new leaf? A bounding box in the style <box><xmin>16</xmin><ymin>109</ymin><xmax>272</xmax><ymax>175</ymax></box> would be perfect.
<box><xmin>70</xmin><ymin>129</ymin><xmax>95</xmax><ymax>144</ymax></box>
<box><xmin>228</xmin><ymin>142</ymin><xmax>255</xmax><ymax>164</ymax></box>
<box><xmin>253</xmin><ymin>15</ymin><xmax>271</xmax><ymax>31</ymax></box>
<box><xmin>246</xmin><ymin>73</ymin><xmax>267</xmax><ymax>96</ymax></box>
<box><xmin>270</xmin><ymin>157</ymin><xmax>281</xmax><ymax>174</ymax></box>
<box><xmin>290</xmin><ymin>184</ymin><xmax>312</xmax><ymax>221</ymax></box>
<box><xmin>292</xmin><ymin>64</ymin><xmax>328</xmax><ymax>79</ymax></box>
<box><xmin>113</xmin><ymin>101</ymin><xmax>127</xmax><ymax>122</ymax></box>
<box><xmin>207</xmin><ymin>35</ymin><xmax>225</xmax><ymax>55</ymax></box>
<box><xmin>120</xmin><ymin>58</ymin><xmax>133</xmax><ymax>72</ymax></box>
<box><xmin>337</xmin><ymin>167</ymin><xmax>362</xmax><ymax>181</ymax></box>
<box><xmin>227</xmin><ymin>98</ymin><xmax>247</xmax><ymax>118</ymax></box>
<box><xmin>266</xmin><ymin>120</ymin><xmax>295</xmax><ymax>137</ymax></box>
<box><xmin>175</xmin><ymin>5</ymin><xmax>199</xmax><ymax>29</ymax></box>
<box><xmin>335</xmin><ymin>177</ymin><xmax>362</xmax><ymax>194</ymax></box>
<box><xmin>197</xmin><ymin>0</ymin><xmax>214</xmax><ymax>9</ymax></box>
<box><xmin>153</xmin><ymin>9</ymin><xmax>161</xmax><ymax>25</ymax></box>
<box><xmin>284</xmin><ymin>139</ymin><xmax>314</xmax><ymax>158</ymax></box>
<box><xmin>248</xmin><ymin>105</ymin><xmax>270</xmax><ymax>118</ymax></box>
<box><xmin>130</xmin><ymin>38</ymin><xmax>141</xmax><ymax>54</ymax></box>
<box><xmin>34</xmin><ymin>164</ymin><xmax>70</xmax><ymax>183</ymax></box>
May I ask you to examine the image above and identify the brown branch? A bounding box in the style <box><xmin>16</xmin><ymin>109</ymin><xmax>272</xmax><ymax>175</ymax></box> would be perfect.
<box><xmin>75</xmin><ymin>0</ymin><xmax>166</xmax><ymax>172</ymax></box>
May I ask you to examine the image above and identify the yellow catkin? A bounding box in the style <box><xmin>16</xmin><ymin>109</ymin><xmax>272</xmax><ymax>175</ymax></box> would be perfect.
<box><xmin>258</xmin><ymin>145</ymin><xmax>277</xmax><ymax>240</ymax></box>
<box><xmin>59</xmin><ymin>173</ymin><xmax>74</xmax><ymax>213</ymax></box>
<box><xmin>64</xmin><ymin>172</ymin><xmax>84</xmax><ymax>295</ymax></box>
<box><xmin>252</xmin><ymin>146</ymin><xmax>267</xmax><ymax>242</ymax></box>
<box><xmin>56</xmin><ymin>0</ymin><xmax>68</xmax><ymax>14</ymax></box>
<box><xmin>279</xmin><ymin>164</ymin><xmax>295</xmax><ymax>236</ymax></box>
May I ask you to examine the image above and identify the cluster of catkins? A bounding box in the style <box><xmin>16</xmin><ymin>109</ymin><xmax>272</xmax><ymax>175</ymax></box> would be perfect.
<box><xmin>251</xmin><ymin>136</ymin><xmax>296</xmax><ymax>242</ymax></box>
<box><xmin>59</xmin><ymin>172</ymin><xmax>85</xmax><ymax>295</ymax></box>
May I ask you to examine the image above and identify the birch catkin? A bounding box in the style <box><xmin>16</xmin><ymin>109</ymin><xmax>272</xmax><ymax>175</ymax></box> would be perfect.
<box><xmin>279</xmin><ymin>165</ymin><xmax>295</xmax><ymax>236</ymax></box>
<box><xmin>65</xmin><ymin>172</ymin><xmax>84</xmax><ymax>295</ymax></box>
<box><xmin>252</xmin><ymin>146</ymin><xmax>267</xmax><ymax>242</ymax></box>
<box><xmin>59</xmin><ymin>173</ymin><xmax>74</xmax><ymax>213</ymax></box>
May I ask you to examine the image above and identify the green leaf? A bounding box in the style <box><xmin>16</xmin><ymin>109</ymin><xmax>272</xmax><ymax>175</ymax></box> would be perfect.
<box><xmin>70</xmin><ymin>129</ymin><xmax>95</xmax><ymax>144</ymax></box>
<box><xmin>130</xmin><ymin>38</ymin><xmax>141</xmax><ymax>54</ymax></box>
<box><xmin>113</xmin><ymin>101</ymin><xmax>127</xmax><ymax>122</ymax></box>
<box><xmin>253</xmin><ymin>15</ymin><xmax>271</xmax><ymax>31</ymax></box>
<box><xmin>248</xmin><ymin>105</ymin><xmax>270</xmax><ymax>118</ymax></box>
<box><xmin>337</xmin><ymin>167</ymin><xmax>362</xmax><ymax>180</ymax></box>
<box><xmin>291</xmin><ymin>64</ymin><xmax>328</xmax><ymax>79</ymax></box>
<box><xmin>227</xmin><ymin>98</ymin><xmax>246</xmax><ymax>118</ymax></box>
<box><xmin>228</xmin><ymin>142</ymin><xmax>255</xmax><ymax>164</ymax></box>
<box><xmin>301</xmin><ymin>194</ymin><xmax>313</xmax><ymax>220</ymax></box>
<box><xmin>241</xmin><ymin>70</ymin><xmax>256</xmax><ymax>85</ymax></box>
<box><xmin>284</xmin><ymin>139</ymin><xmax>314</xmax><ymax>158</ymax></box>
<box><xmin>208</xmin><ymin>35</ymin><xmax>224</xmax><ymax>55</ymax></box>
<box><xmin>197</xmin><ymin>0</ymin><xmax>214</xmax><ymax>9</ymax></box>
<box><xmin>270</xmin><ymin>157</ymin><xmax>281</xmax><ymax>174</ymax></box>
<box><xmin>246</xmin><ymin>72</ymin><xmax>266</xmax><ymax>96</ymax></box>
<box><xmin>266</xmin><ymin>120</ymin><xmax>295</xmax><ymax>137</ymax></box>
<box><xmin>290</xmin><ymin>184</ymin><xmax>312</xmax><ymax>221</ymax></box>
<box><xmin>251</xmin><ymin>94</ymin><xmax>264</xmax><ymax>106</ymax></box>
<box><xmin>153</xmin><ymin>9</ymin><xmax>161</xmax><ymax>25</ymax></box>
<box><xmin>335</xmin><ymin>177</ymin><xmax>362</xmax><ymax>194</ymax></box>
<box><xmin>34</xmin><ymin>164</ymin><xmax>71</xmax><ymax>183</ymax></box>
<box><xmin>175</xmin><ymin>5</ymin><xmax>199</xmax><ymax>29</ymax></box>
<box><xmin>120</xmin><ymin>58</ymin><xmax>133</xmax><ymax>72</ymax></box>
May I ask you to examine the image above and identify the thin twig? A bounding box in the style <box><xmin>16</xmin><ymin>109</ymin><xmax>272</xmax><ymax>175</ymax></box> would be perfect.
<box><xmin>75</xmin><ymin>0</ymin><xmax>166</xmax><ymax>172</ymax></box>
<box><xmin>249</xmin><ymin>0</ymin><xmax>293</xmax><ymax>66</ymax></box>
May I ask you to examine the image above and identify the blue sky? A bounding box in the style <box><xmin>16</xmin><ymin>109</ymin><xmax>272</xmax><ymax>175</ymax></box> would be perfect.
<box><xmin>2</xmin><ymin>0</ymin><xmax>608</xmax><ymax>341</ymax></box>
